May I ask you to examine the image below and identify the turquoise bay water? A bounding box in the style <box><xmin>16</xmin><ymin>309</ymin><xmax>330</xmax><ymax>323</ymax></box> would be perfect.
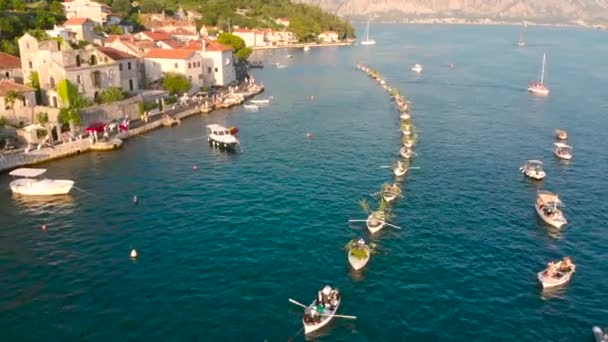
<box><xmin>1</xmin><ymin>25</ymin><xmax>608</xmax><ymax>341</ymax></box>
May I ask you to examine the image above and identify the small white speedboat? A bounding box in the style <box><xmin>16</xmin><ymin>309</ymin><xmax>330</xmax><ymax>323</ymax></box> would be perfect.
<box><xmin>520</xmin><ymin>160</ymin><xmax>546</xmax><ymax>180</ymax></box>
<box><xmin>593</xmin><ymin>326</ymin><xmax>608</xmax><ymax>342</ymax></box>
<box><xmin>411</xmin><ymin>64</ymin><xmax>423</xmax><ymax>73</ymax></box>
<box><xmin>207</xmin><ymin>124</ymin><xmax>240</xmax><ymax>151</ymax></box>
<box><xmin>366</xmin><ymin>211</ymin><xmax>386</xmax><ymax>234</ymax></box>
<box><xmin>243</xmin><ymin>104</ymin><xmax>259</xmax><ymax>111</ymax></box>
<box><xmin>394</xmin><ymin>161</ymin><xmax>407</xmax><ymax>177</ymax></box>
<box><xmin>302</xmin><ymin>286</ymin><xmax>341</xmax><ymax>334</ymax></box>
<box><xmin>554</xmin><ymin>142</ymin><xmax>572</xmax><ymax>160</ymax></box>
<box><xmin>9</xmin><ymin>168</ymin><xmax>74</xmax><ymax>196</ymax></box>
<box><xmin>250</xmin><ymin>98</ymin><xmax>271</xmax><ymax>105</ymax></box>
<box><xmin>535</xmin><ymin>190</ymin><xmax>567</xmax><ymax>228</ymax></box>
<box><xmin>555</xmin><ymin>129</ymin><xmax>568</xmax><ymax>140</ymax></box>
<box><xmin>276</xmin><ymin>64</ymin><xmax>288</xmax><ymax>69</ymax></box>
<box><xmin>400</xmin><ymin>146</ymin><xmax>413</xmax><ymax>160</ymax></box>
<box><xmin>537</xmin><ymin>260</ymin><xmax>575</xmax><ymax>288</ymax></box>
<box><xmin>347</xmin><ymin>238</ymin><xmax>371</xmax><ymax>270</ymax></box>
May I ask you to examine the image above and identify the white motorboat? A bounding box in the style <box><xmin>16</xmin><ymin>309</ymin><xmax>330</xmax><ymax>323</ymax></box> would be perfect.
<box><xmin>276</xmin><ymin>64</ymin><xmax>288</xmax><ymax>69</ymax></box>
<box><xmin>411</xmin><ymin>64</ymin><xmax>423</xmax><ymax>73</ymax></box>
<box><xmin>554</xmin><ymin>142</ymin><xmax>572</xmax><ymax>160</ymax></box>
<box><xmin>243</xmin><ymin>104</ymin><xmax>259</xmax><ymax>111</ymax></box>
<box><xmin>593</xmin><ymin>326</ymin><xmax>608</xmax><ymax>342</ymax></box>
<box><xmin>555</xmin><ymin>129</ymin><xmax>568</xmax><ymax>140</ymax></box>
<box><xmin>9</xmin><ymin>168</ymin><xmax>74</xmax><ymax>196</ymax></box>
<box><xmin>520</xmin><ymin>160</ymin><xmax>546</xmax><ymax>180</ymax></box>
<box><xmin>302</xmin><ymin>286</ymin><xmax>341</xmax><ymax>334</ymax></box>
<box><xmin>303</xmin><ymin>45</ymin><xmax>311</xmax><ymax>52</ymax></box>
<box><xmin>400</xmin><ymin>146</ymin><xmax>413</xmax><ymax>160</ymax></box>
<box><xmin>394</xmin><ymin>161</ymin><xmax>407</xmax><ymax>177</ymax></box>
<box><xmin>517</xmin><ymin>29</ymin><xmax>526</xmax><ymax>47</ymax></box>
<box><xmin>250</xmin><ymin>98</ymin><xmax>271</xmax><ymax>104</ymax></box>
<box><xmin>360</xmin><ymin>20</ymin><xmax>376</xmax><ymax>45</ymax></box>
<box><xmin>535</xmin><ymin>190</ymin><xmax>567</xmax><ymax>229</ymax></box>
<box><xmin>528</xmin><ymin>53</ymin><xmax>550</xmax><ymax>95</ymax></box>
<box><xmin>366</xmin><ymin>211</ymin><xmax>386</xmax><ymax>233</ymax></box>
<box><xmin>347</xmin><ymin>238</ymin><xmax>371</xmax><ymax>270</ymax></box>
<box><xmin>206</xmin><ymin>124</ymin><xmax>240</xmax><ymax>151</ymax></box>
<box><xmin>381</xmin><ymin>183</ymin><xmax>401</xmax><ymax>203</ymax></box>
<box><xmin>537</xmin><ymin>259</ymin><xmax>575</xmax><ymax>288</ymax></box>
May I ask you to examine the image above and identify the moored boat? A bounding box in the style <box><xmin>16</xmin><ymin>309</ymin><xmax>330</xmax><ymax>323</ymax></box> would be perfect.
<box><xmin>302</xmin><ymin>285</ymin><xmax>341</xmax><ymax>334</ymax></box>
<box><xmin>394</xmin><ymin>161</ymin><xmax>407</xmax><ymax>177</ymax></box>
<box><xmin>9</xmin><ymin>168</ymin><xmax>74</xmax><ymax>196</ymax></box>
<box><xmin>593</xmin><ymin>326</ymin><xmax>608</xmax><ymax>342</ymax></box>
<box><xmin>347</xmin><ymin>238</ymin><xmax>371</xmax><ymax>270</ymax></box>
<box><xmin>537</xmin><ymin>257</ymin><xmax>576</xmax><ymax>288</ymax></box>
<box><xmin>553</xmin><ymin>142</ymin><xmax>572</xmax><ymax>160</ymax></box>
<box><xmin>535</xmin><ymin>190</ymin><xmax>567</xmax><ymax>228</ymax></box>
<box><xmin>360</xmin><ymin>20</ymin><xmax>376</xmax><ymax>45</ymax></box>
<box><xmin>555</xmin><ymin>129</ymin><xmax>568</xmax><ymax>140</ymax></box>
<box><xmin>400</xmin><ymin>113</ymin><xmax>411</xmax><ymax>121</ymax></box>
<box><xmin>520</xmin><ymin>160</ymin><xmax>546</xmax><ymax>180</ymax></box>
<box><xmin>250</xmin><ymin>98</ymin><xmax>271</xmax><ymax>104</ymax></box>
<box><xmin>411</xmin><ymin>64</ymin><xmax>423</xmax><ymax>73</ymax></box>
<box><xmin>243</xmin><ymin>104</ymin><xmax>259</xmax><ymax>111</ymax></box>
<box><xmin>366</xmin><ymin>211</ymin><xmax>386</xmax><ymax>233</ymax></box>
<box><xmin>528</xmin><ymin>53</ymin><xmax>550</xmax><ymax>95</ymax></box>
<box><xmin>206</xmin><ymin>124</ymin><xmax>240</xmax><ymax>151</ymax></box>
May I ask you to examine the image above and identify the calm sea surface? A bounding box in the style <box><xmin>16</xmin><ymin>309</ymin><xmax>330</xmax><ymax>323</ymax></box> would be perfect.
<box><xmin>1</xmin><ymin>25</ymin><xmax>608</xmax><ymax>341</ymax></box>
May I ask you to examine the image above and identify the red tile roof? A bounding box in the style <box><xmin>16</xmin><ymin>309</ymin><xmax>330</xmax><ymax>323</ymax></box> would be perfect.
<box><xmin>64</xmin><ymin>17</ymin><xmax>90</xmax><ymax>26</ymax></box>
<box><xmin>183</xmin><ymin>39</ymin><xmax>233</xmax><ymax>52</ymax></box>
<box><xmin>144</xmin><ymin>48</ymin><xmax>196</xmax><ymax>60</ymax></box>
<box><xmin>0</xmin><ymin>51</ymin><xmax>21</xmax><ymax>69</ymax></box>
<box><xmin>97</xmin><ymin>46</ymin><xmax>136</xmax><ymax>60</ymax></box>
<box><xmin>140</xmin><ymin>30</ymin><xmax>172</xmax><ymax>41</ymax></box>
<box><xmin>106</xmin><ymin>34</ymin><xmax>135</xmax><ymax>43</ymax></box>
<box><xmin>158</xmin><ymin>39</ymin><xmax>183</xmax><ymax>49</ymax></box>
<box><xmin>0</xmin><ymin>80</ymin><xmax>34</xmax><ymax>96</ymax></box>
<box><xmin>133</xmin><ymin>40</ymin><xmax>156</xmax><ymax>49</ymax></box>
<box><xmin>171</xmin><ymin>28</ymin><xmax>197</xmax><ymax>35</ymax></box>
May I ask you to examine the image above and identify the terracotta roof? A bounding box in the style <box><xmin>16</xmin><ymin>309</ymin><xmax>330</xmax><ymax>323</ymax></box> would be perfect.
<box><xmin>0</xmin><ymin>80</ymin><xmax>34</xmax><ymax>96</ymax></box>
<box><xmin>158</xmin><ymin>39</ymin><xmax>183</xmax><ymax>49</ymax></box>
<box><xmin>97</xmin><ymin>46</ymin><xmax>136</xmax><ymax>60</ymax></box>
<box><xmin>184</xmin><ymin>39</ymin><xmax>233</xmax><ymax>52</ymax></box>
<box><xmin>171</xmin><ymin>28</ymin><xmax>196</xmax><ymax>35</ymax></box>
<box><xmin>0</xmin><ymin>52</ymin><xmax>21</xmax><ymax>69</ymax></box>
<box><xmin>133</xmin><ymin>40</ymin><xmax>156</xmax><ymax>49</ymax></box>
<box><xmin>64</xmin><ymin>17</ymin><xmax>90</xmax><ymax>26</ymax></box>
<box><xmin>140</xmin><ymin>30</ymin><xmax>172</xmax><ymax>41</ymax></box>
<box><xmin>106</xmin><ymin>34</ymin><xmax>135</xmax><ymax>43</ymax></box>
<box><xmin>144</xmin><ymin>48</ymin><xmax>196</xmax><ymax>59</ymax></box>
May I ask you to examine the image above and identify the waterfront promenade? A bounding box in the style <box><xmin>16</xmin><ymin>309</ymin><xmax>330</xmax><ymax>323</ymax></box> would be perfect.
<box><xmin>0</xmin><ymin>83</ymin><xmax>263</xmax><ymax>173</ymax></box>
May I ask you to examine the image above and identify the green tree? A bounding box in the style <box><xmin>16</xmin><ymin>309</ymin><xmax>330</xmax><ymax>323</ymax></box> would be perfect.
<box><xmin>11</xmin><ymin>0</ymin><xmax>25</xmax><ymax>11</ymax></box>
<box><xmin>49</xmin><ymin>1</ymin><xmax>64</xmax><ymax>16</ymax></box>
<box><xmin>162</xmin><ymin>72</ymin><xmax>191</xmax><ymax>95</ymax></box>
<box><xmin>4</xmin><ymin>90</ymin><xmax>24</xmax><ymax>109</ymax></box>
<box><xmin>26</xmin><ymin>28</ymin><xmax>50</xmax><ymax>40</ymax></box>
<box><xmin>217</xmin><ymin>33</ymin><xmax>252</xmax><ymax>59</ymax></box>
<box><xmin>139</xmin><ymin>0</ymin><xmax>164</xmax><ymax>13</ymax></box>
<box><xmin>105</xmin><ymin>25</ymin><xmax>124</xmax><ymax>34</ymax></box>
<box><xmin>57</xmin><ymin>79</ymin><xmax>79</xmax><ymax>108</ymax></box>
<box><xmin>36</xmin><ymin>112</ymin><xmax>48</xmax><ymax>124</ymax></box>
<box><xmin>111</xmin><ymin>0</ymin><xmax>130</xmax><ymax>13</ymax></box>
<box><xmin>98</xmin><ymin>87</ymin><xmax>126</xmax><ymax>103</ymax></box>
<box><xmin>0</xmin><ymin>116</ymin><xmax>7</xmax><ymax>127</ymax></box>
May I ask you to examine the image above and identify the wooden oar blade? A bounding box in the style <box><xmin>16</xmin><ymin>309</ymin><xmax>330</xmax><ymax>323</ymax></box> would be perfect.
<box><xmin>289</xmin><ymin>298</ymin><xmax>307</xmax><ymax>308</ymax></box>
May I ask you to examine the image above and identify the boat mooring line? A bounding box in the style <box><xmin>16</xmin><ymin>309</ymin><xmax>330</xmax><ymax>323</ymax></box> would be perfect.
<box><xmin>72</xmin><ymin>186</ymin><xmax>99</xmax><ymax>197</ymax></box>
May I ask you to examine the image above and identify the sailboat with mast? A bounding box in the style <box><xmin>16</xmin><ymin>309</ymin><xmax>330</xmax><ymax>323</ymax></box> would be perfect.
<box><xmin>528</xmin><ymin>53</ymin><xmax>550</xmax><ymax>96</ymax></box>
<box><xmin>517</xmin><ymin>31</ymin><xmax>526</xmax><ymax>47</ymax></box>
<box><xmin>360</xmin><ymin>20</ymin><xmax>376</xmax><ymax>45</ymax></box>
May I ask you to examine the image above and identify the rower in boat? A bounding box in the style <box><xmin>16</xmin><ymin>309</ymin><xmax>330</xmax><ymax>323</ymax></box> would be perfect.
<box><xmin>301</xmin><ymin>285</ymin><xmax>341</xmax><ymax>334</ymax></box>
<box><xmin>382</xmin><ymin>183</ymin><xmax>401</xmax><ymax>203</ymax></box>
<box><xmin>394</xmin><ymin>161</ymin><xmax>407</xmax><ymax>177</ymax></box>
<box><xmin>400</xmin><ymin>146</ymin><xmax>413</xmax><ymax>160</ymax></box>
<box><xmin>538</xmin><ymin>257</ymin><xmax>576</xmax><ymax>288</ymax></box>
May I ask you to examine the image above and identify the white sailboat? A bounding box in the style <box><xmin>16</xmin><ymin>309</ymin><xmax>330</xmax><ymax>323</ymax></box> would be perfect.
<box><xmin>517</xmin><ymin>29</ymin><xmax>526</xmax><ymax>47</ymax></box>
<box><xmin>528</xmin><ymin>53</ymin><xmax>550</xmax><ymax>95</ymax></box>
<box><xmin>360</xmin><ymin>20</ymin><xmax>376</xmax><ymax>46</ymax></box>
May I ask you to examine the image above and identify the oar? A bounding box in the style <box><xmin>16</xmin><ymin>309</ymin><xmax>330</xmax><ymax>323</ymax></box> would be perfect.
<box><xmin>289</xmin><ymin>298</ymin><xmax>307</xmax><ymax>309</ymax></box>
<box><xmin>320</xmin><ymin>313</ymin><xmax>357</xmax><ymax>319</ymax></box>
<box><xmin>379</xmin><ymin>165</ymin><xmax>392</xmax><ymax>169</ymax></box>
<box><xmin>409</xmin><ymin>166</ymin><xmax>421</xmax><ymax>170</ymax></box>
<box><xmin>380</xmin><ymin>221</ymin><xmax>402</xmax><ymax>230</ymax></box>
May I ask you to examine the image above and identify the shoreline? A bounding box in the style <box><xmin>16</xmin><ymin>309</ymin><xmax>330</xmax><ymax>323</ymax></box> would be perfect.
<box><xmin>251</xmin><ymin>41</ymin><xmax>354</xmax><ymax>50</ymax></box>
<box><xmin>0</xmin><ymin>84</ymin><xmax>264</xmax><ymax>174</ymax></box>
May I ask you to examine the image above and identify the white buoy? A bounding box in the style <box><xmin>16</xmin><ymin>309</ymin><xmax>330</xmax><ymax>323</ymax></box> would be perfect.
<box><xmin>130</xmin><ymin>249</ymin><xmax>138</xmax><ymax>259</ymax></box>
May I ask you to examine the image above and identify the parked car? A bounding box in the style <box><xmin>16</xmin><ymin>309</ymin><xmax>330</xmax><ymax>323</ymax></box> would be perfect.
<box><xmin>85</xmin><ymin>122</ymin><xmax>105</xmax><ymax>134</ymax></box>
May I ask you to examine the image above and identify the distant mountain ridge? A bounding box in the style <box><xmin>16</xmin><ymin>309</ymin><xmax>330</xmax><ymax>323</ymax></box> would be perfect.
<box><xmin>296</xmin><ymin>0</ymin><xmax>608</xmax><ymax>25</ymax></box>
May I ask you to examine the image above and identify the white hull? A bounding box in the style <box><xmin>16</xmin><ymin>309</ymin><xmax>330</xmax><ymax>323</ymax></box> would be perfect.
<box><xmin>250</xmin><ymin>99</ymin><xmax>270</xmax><ymax>104</ymax></box>
<box><xmin>538</xmin><ymin>264</ymin><xmax>575</xmax><ymax>288</ymax></box>
<box><xmin>528</xmin><ymin>87</ymin><xmax>550</xmax><ymax>95</ymax></box>
<box><xmin>348</xmin><ymin>249</ymin><xmax>371</xmax><ymax>271</ymax></box>
<box><xmin>521</xmin><ymin>169</ymin><xmax>546</xmax><ymax>180</ymax></box>
<box><xmin>411</xmin><ymin>65</ymin><xmax>423</xmax><ymax>73</ymax></box>
<box><xmin>554</xmin><ymin>151</ymin><xmax>572</xmax><ymax>160</ymax></box>
<box><xmin>400</xmin><ymin>147</ymin><xmax>412</xmax><ymax>159</ymax></box>
<box><xmin>401</xmin><ymin>114</ymin><xmax>410</xmax><ymax>121</ymax></box>
<box><xmin>303</xmin><ymin>297</ymin><xmax>340</xmax><ymax>334</ymax></box>
<box><xmin>243</xmin><ymin>105</ymin><xmax>259</xmax><ymax>110</ymax></box>
<box><xmin>402</xmin><ymin>130</ymin><xmax>412</xmax><ymax>137</ymax></box>
<box><xmin>382</xmin><ymin>193</ymin><xmax>398</xmax><ymax>203</ymax></box>
<box><xmin>360</xmin><ymin>40</ymin><xmax>376</xmax><ymax>45</ymax></box>
<box><xmin>535</xmin><ymin>203</ymin><xmax>567</xmax><ymax>229</ymax></box>
<box><xmin>10</xmin><ymin>178</ymin><xmax>74</xmax><ymax>196</ymax></box>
